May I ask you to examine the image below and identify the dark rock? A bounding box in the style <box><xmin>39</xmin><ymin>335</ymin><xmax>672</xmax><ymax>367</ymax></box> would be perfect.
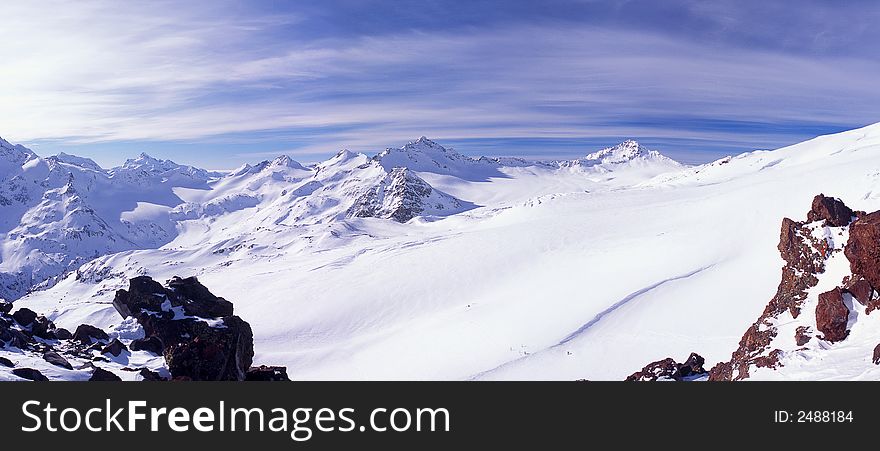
<box><xmin>72</xmin><ymin>324</ymin><xmax>109</xmax><ymax>344</ymax></box>
<box><xmin>0</xmin><ymin>356</ymin><xmax>13</xmax><ymax>367</ymax></box>
<box><xmin>816</xmin><ymin>287</ymin><xmax>850</xmax><ymax>342</ymax></box>
<box><xmin>12</xmin><ymin>308</ymin><xmax>37</xmax><ymax>327</ymax></box>
<box><xmin>12</xmin><ymin>368</ymin><xmax>49</xmax><ymax>381</ymax></box>
<box><xmin>167</xmin><ymin>276</ymin><xmax>234</xmax><ymax>318</ymax></box>
<box><xmin>874</xmin><ymin>344</ymin><xmax>880</xmax><ymax>365</ymax></box>
<box><xmin>113</xmin><ymin>275</ymin><xmax>233</xmax><ymax>320</ymax></box>
<box><xmin>43</xmin><ymin>350</ymin><xmax>73</xmax><ymax>370</ymax></box>
<box><xmin>89</xmin><ymin>368</ymin><xmax>122</xmax><ymax>381</ymax></box>
<box><xmin>172</xmin><ymin>375</ymin><xmax>193</xmax><ymax>381</ymax></box>
<box><xmin>626</xmin><ymin>353</ymin><xmax>707</xmax><ymax>381</ymax></box>
<box><xmin>675</xmin><ymin>353</ymin><xmax>706</xmax><ymax>379</ymax></box>
<box><xmin>139</xmin><ymin>368</ymin><xmax>166</xmax><ymax>381</ymax></box>
<box><xmin>114</xmin><ymin>276</ymin><xmax>255</xmax><ymax>380</ymax></box>
<box><xmin>164</xmin><ymin>316</ymin><xmax>254</xmax><ymax>381</ymax></box>
<box><xmin>112</xmin><ymin>276</ymin><xmax>166</xmax><ymax>318</ymax></box>
<box><xmin>807</xmin><ymin>194</ymin><xmax>854</xmax><ymax>227</ymax></box>
<box><xmin>101</xmin><ymin>339</ymin><xmax>128</xmax><ymax>357</ymax></box>
<box><xmin>795</xmin><ymin>326</ymin><xmax>812</xmax><ymax>346</ymax></box>
<box><xmin>31</xmin><ymin>315</ymin><xmax>57</xmax><ymax>340</ymax></box>
<box><xmin>0</xmin><ymin>301</ymin><xmax>12</xmax><ymax>315</ymax></box>
<box><xmin>246</xmin><ymin>365</ymin><xmax>291</xmax><ymax>381</ymax></box>
<box><xmin>130</xmin><ymin>336</ymin><xmax>163</xmax><ymax>355</ymax></box>
<box><xmin>1</xmin><ymin>327</ymin><xmax>31</xmax><ymax>349</ymax></box>
<box><xmin>845</xmin><ymin>211</ymin><xmax>880</xmax><ymax>289</ymax></box>
<box><xmin>54</xmin><ymin>328</ymin><xmax>73</xmax><ymax>340</ymax></box>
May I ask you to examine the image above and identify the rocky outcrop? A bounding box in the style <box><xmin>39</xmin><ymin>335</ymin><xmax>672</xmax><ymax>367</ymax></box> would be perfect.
<box><xmin>625</xmin><ymin>353</ymin><xmax>707</xmax><ymax>381</ymax></box>
<box><xmin>113</xmin><ymin>276</ymin><xmax>256</xmax><ymax>381</ymax></box>
<box><xmin>348</xmin><ymin>167</ymin><xmax>465</xmax><ymax>222</ymax></box>
<box><xmin>815</xmin><ymin>287</ymin><xmax>850</xmax><ymax>342</ymax></box>
<box><xmin>2</xmin><ymin>275</ymin><xmax>287</xmax><ymax>382</ymax></box>
<box><xmin>709</xmin><ymin>194</ymin><xmax>880</xmax><ymax>380</ymax></box>
<box><xmin>807</xmin><ymin>194</ymin><xmax>854</xmax><ymax>227</ymax></box>
<box><xmin>844</xmin><ymin>211</ymin><xmax>880</xmax><ymax>288</ymax></box>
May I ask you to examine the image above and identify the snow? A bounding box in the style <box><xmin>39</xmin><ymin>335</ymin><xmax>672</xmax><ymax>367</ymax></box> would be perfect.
<box><xmin>6</xmin><ymin>125</ymin><xmax>880</xmax><ymax>380</ymax></box>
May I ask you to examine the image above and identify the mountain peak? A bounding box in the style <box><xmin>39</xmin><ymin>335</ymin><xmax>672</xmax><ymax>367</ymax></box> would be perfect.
<box><xmin>268</xmin><ymin>155</ymin><xmax>306</xmax><ymax>170</ymax></box>
<box><xmin>583</xmin><ymin>140</ymin><xmax>676</xmax><ymax>165</ymax></box>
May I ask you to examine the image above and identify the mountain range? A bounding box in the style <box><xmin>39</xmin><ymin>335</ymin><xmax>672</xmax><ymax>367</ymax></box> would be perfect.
<box><xmin>2</xmin><ymin>126</ymin><xmax>880</xmax><ymax>381</ymax></box>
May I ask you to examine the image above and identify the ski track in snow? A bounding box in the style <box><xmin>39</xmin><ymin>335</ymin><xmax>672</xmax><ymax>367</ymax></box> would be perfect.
<box><xmin>555</xmin><ymin>264</ymin><xmax>715</xmax><ymax>346</ymax></box>
<box><xmin>468</xmin><ymin>264</ymin><xmax>715</xmax><ymax>380</ymax></box>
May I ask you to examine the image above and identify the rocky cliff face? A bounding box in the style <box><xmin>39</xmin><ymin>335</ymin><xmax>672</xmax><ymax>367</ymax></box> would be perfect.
<box><xmin>624</xmin><ymin>194</ymin><xmax>880</xmax><ymax>381</ymax></box>
<box><xmin>113</xmin><ymin>276</ymin><xmax>256</xmax><ymax>381</ymax></box>
<box><xmin>348</xmin><ymin>167</ymin><xmax>466</xmax><ymax>222</ymax></box>
<box><xmin>707</xmin><ymin>194</ymin><xmax>875</xmax><ymax>380</ymax></box>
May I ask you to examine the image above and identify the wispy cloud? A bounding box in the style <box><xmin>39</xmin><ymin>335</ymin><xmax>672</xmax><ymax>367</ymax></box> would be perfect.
<box><xmin>1</xmin><ymin>0</ymin><xmax>878</xmax><ymax>167</ymax></box>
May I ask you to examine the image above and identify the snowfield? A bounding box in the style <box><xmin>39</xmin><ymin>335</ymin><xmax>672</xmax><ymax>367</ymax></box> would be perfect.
<box><xmin>4</xmin><ymin>127</ymin><xmax>880</xmax><ymax>381</ymax></box>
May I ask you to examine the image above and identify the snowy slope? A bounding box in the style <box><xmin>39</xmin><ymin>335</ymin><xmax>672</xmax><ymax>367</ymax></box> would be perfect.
<box><xmin>11</xmin><ymin>127</ymin><xmax>880</xmax><ymax>381</ymax></box>
<box><xmin>0</xmin><ymin>146</ymin><xmax>212</xmax><ymax>300</ymax></box>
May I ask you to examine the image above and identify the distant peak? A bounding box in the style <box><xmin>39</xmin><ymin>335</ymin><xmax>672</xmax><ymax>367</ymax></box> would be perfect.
<box><xmin>584</xmin><ymin>140</ymin><xmax>661</xmax><ymax>163</ymax></box>
<box><xmin>403</xmin><ymin>136</ymin><xmax>442</xmax><ymax>150</ymax></box>
<box><xmin>269</xmin><ymin>154</ymin><xmax>306</xmax><ymax>170</ymax></box>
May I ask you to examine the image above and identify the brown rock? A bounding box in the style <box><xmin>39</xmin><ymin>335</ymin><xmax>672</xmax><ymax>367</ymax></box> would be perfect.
<box><xmin>807</xmin><ymin>194</ymin><xmax>854</xmax><ymax>227</ymax></box>
<box><xmin>845</xmin><ymin>278</ymin><xmax>875</xmax><ymax>306</ymax></box>
<box><xmin>815</xmin><ymin>287</ymin><xmax>850</xmax><ymax>342</ymax></box>
<box><xmin>795</xmin><ymin>326</ymin><xmax>812</xmax><ymax>346</ymax></box>
<box><xmin>845</xmin><ymin>211</ymin><xmax>880</xmax><ymax>288</ymax></box>
<box><xmin>873</xmin><ymin>344</ymin><xmax>880</xmax><ymax>365</ymax></box>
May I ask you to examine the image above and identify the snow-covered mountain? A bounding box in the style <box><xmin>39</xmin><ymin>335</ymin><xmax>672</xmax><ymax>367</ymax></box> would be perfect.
<box><xmin>9</xmin><ymin>125</ymin><xmax>880</xmax><ymax>382</ymax></box>
<box><xmin>0</xmin><ymin>145</ymin><xmax>200</xmax><ymax>300</ymax></box>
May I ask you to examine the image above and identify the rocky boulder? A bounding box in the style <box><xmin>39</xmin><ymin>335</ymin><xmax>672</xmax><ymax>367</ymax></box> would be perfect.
<box><xmin>12</xmin><ymin>368</ymin><xmax>49</xmax><ymax>381</ymax></box>
<box><xmin>72</xmin><ymin>324</ymin><xmax>109</xmax><ymax>344</ymax></box>
<box><xmin>89</xmin><ymin>367</ymin><xmax>122</xmax><ymax>381</ymax></box>
<box><xmin>11</xmin><ymin>308</ymin><xmax>37</xmax><ymax>327</ymax></box>
<box><xmin>807</xmin><ymin>194</ymin><xmax>854</xmax><ymax>227</ymax></box>
<box><xmin>113</xmin><ymin>276</ymin><xmax>254</xmax><ymax>381</ymax></box>
<box><xmin>794</xmin><ymin>326</ymin><xmax>812</xmax><ymax>346</ymax></box>
<box><xmin>874</xmin><ymin>344</ymin><xmax>880</xmax><ymax>365</ymax></box>
<box><xmin>815</xmin><ymin>287</ymin><xmax>849</xmax><ymax>342</ymax></box>
<box><xmin>43</xmin><ymin>351</ymin><xmax>73</xmax><ymax>370</ymax></box>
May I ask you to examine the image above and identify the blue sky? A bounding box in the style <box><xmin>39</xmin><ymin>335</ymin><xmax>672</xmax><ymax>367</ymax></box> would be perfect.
<box><xmin>1</xmin><ymin>0</ymin><xmax>878</xmax><ymax>168</ymax></box>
